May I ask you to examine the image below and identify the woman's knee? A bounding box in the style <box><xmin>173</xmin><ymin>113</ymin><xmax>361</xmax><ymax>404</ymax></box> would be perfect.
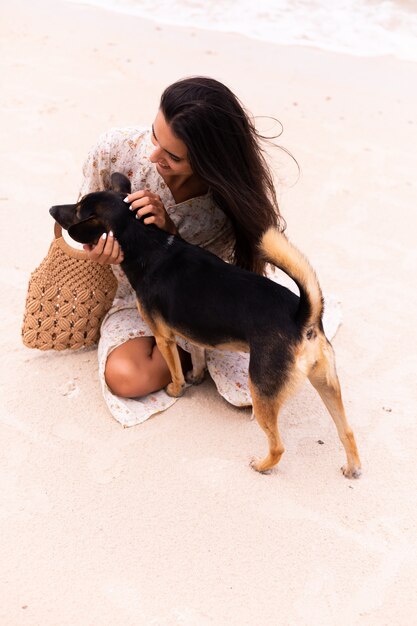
<box><xmin>105</xmin><ymin>351</ymin><xmax>141</xmax><ymax>397</ymax></box>
<box><xmin>104</xmin><ymin>342</ymin><xmax>170</xmax><ymax>398</ymax></box>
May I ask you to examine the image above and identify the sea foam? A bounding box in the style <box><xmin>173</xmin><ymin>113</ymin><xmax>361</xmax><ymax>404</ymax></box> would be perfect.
<box><xmin>64</xmin><ymin>0</ymin><xmax>417</xmax><ymax>62</ymax></box>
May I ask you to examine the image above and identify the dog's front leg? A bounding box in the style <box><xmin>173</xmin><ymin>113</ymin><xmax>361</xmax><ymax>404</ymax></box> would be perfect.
<box><xmin>186</xmin><ymin>344</ymin><xmax>206</xmax><ymax>385</ymax></box>
<box><xmin>136</xmin><ymin>301</ymin><xmax>186</xmax><ymax>398</ymax></box>
<box><xmin>154</xmin><ymin>333</ymin><xmax>186</xmax><ymax>398</ymax></box>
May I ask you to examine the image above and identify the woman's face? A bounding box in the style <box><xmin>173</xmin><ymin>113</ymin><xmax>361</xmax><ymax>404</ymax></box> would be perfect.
<box><xmin>149</xmin><ymin>110</ymin><xmax>193</xmax><ymax>178</ymax></box>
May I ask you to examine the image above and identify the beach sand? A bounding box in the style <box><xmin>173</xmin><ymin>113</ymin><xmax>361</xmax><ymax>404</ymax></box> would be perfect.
<box><xmin>1</xmin><ymin>0</ymin><xmax>417</xmax><ymax>623</ymax></box>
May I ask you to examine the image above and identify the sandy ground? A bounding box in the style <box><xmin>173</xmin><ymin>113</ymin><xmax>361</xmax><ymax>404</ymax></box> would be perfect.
<box><xmin>1</xmin><ymin>0</ymin><xmax>417</xmax><ymax>624</ymax></box>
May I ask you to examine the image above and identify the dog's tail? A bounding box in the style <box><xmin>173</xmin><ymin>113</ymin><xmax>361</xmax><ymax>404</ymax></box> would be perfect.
<box><xmin>260</xmin><ymin>227</ymin><xmax>324</xmax><ymax>332</ymax></box>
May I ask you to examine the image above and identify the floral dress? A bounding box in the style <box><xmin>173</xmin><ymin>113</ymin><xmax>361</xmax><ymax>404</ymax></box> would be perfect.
<box><xmin>79</xmin><ymin>127</ymin><xmax>341</xmax><ymax>427</ymax></box>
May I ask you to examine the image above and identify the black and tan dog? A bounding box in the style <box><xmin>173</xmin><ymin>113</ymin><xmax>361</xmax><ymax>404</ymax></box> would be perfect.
<box><xmin>50</xmin><ymin>172</ymin><xmax>361</xmax><ymax>478</ymax></box>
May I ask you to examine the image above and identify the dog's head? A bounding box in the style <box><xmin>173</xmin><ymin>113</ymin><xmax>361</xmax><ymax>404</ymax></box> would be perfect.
<box><xmin>49</xmin><ymin>173</ymin><xmax>132</xmax><ymax>245</ymax></box>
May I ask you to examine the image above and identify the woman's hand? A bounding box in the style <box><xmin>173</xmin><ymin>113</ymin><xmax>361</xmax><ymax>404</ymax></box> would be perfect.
<box><xmin>125</xmin><ymin>190</ymin><xmax>178</xmax><ymax>235</ymax></box>
<box><xmin>83</xmin><ymin>231</ymin><xmax>124</xmax><ymax>265</ymax></box>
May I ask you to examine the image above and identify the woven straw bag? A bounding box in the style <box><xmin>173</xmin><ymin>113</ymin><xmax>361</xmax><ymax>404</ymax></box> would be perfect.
<box><xmin>22</xmin><ymin>223</ymin><xmax>117</xmax><ymax>351</ymax></box>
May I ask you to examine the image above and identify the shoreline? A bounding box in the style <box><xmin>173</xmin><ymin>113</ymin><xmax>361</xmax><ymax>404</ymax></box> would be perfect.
<box><xmin>2</xmin><ymin>0</ymin><xmax>417</xmax><ymax>624</ymax></box>
<box><xmin>62</xmin><ymin>0</ymin><xmax>417</xmax><ymax>64</ymax></box>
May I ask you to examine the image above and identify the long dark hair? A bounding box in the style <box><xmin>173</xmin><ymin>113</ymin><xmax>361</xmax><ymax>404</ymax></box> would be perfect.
<box><xmin>160</xmin><ymin>76</ymin><xmax>286</xmax><ymax>275</ymax></box>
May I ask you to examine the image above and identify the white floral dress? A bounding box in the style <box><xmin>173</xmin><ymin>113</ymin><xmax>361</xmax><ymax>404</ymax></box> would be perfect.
<box><xmin>79</xmin><ymin>127</ymin><xmax>341</xmax><ymax>427</ymax></box>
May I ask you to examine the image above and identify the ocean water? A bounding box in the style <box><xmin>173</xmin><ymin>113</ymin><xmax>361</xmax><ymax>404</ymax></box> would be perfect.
<box><xmin>65</xmin><ymin>0</ymin><xmax>417</xmax><ymax>61</ymax></box>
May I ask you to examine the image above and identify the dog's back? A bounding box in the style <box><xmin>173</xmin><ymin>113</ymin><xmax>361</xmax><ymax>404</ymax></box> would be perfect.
<box><xmin>130</xmin><ymin>230</ymin><xmax>311</xmax><ymax>353</ymax></box>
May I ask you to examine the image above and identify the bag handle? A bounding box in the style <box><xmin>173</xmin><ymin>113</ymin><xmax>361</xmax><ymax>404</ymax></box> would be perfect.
<box><xmin>53</xmin><ymin>221</ymin><xmax>90</xmax><ymax>260</ymax></box>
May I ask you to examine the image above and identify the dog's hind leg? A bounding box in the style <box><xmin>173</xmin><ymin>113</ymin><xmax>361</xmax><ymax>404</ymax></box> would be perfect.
<box><xmin>249</xmin><ymin>377</ymin><xmax>286</xmax><ymax>473</ymax></box>
<box><xmin>308</xmin><ymin>339</ymin><xmax>361</xmax><ymax>478</ymax></box>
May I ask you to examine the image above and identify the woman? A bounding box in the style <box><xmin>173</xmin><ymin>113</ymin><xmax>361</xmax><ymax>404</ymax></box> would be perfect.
<box><xmin>80</xmin><ymin>76</ymin><xmax>285</xmax><ymax>426</ymax></box>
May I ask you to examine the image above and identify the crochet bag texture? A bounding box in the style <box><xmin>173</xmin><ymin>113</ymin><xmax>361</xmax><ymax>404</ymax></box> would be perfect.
<box><xmin>22</xmin><ymin>223</ymin><xmax>117</xmax><ymax>351</ymax></box>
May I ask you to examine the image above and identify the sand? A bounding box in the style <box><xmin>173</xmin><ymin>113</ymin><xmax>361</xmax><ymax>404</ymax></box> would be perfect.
<box><xmin>1</xmin><ymin>0</ymin><xmax>417</xmax><ymax>623</ymax></box>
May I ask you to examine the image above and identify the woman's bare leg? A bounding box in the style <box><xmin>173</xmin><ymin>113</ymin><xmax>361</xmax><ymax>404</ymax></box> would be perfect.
<box><xmin>104</xmin><ymin>336</ymin><xmax>191</xmax><ymax>398</ymax></box>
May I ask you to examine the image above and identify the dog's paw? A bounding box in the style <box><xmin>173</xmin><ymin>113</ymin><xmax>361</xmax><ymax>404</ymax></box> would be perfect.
<box><xmin>185</xmin><ymin>370</ymin><xmax>205</xmax><ymax>385</ymax></box>
<box><xmin>249</xmin><ymin>457</ymin><xmax>273</xmax><ymax>475</ymax></box>
<box><xmin>165</xmin><ymin>382</ymin><xmax>186</xmax><ymax>398</ymax></box>
<box><xmin>341</xmin><ymin>464</ymin><xmax>362</xmax><ymax>479</ymax></box>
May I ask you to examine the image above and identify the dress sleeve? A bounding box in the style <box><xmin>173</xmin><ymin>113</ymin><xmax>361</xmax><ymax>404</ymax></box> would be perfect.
<box><xmin>78</xmin><ymin>130</ymin><xmax>115</xmax><ymax>198</ymax></box>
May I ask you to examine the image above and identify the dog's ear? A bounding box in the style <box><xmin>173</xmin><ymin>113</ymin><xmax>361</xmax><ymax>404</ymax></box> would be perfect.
<box><xmin>110</xmin><ymin>172</ymin><xmax>131</xmax><ymax>194</ymax></box>
<box><xmin>68</xmin><ymin>217</ymin><xmax>106</xmax><ymax>244</ymax></box>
